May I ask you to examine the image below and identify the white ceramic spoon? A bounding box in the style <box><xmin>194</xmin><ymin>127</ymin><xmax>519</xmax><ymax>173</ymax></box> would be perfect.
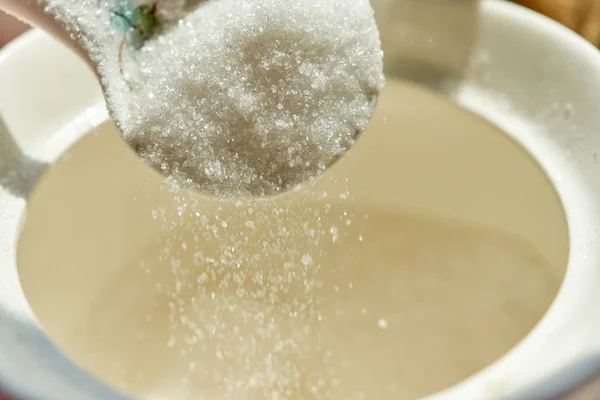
<box><xmin>0</xmin><ymin>0</ymin><xmax>94</xmax><ymax>68</ymax></box>
<box><xmin>0</xmin><ymin>0</ymin><xmax>385</xmax><ymax>199</ymax></box>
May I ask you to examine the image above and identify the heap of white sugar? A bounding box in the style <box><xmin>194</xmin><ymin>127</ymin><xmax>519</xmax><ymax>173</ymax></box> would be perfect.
<box><xmin>40</xmin><ymin>0</ymin><xmax>385</xmax><ymax>198</ymax></box>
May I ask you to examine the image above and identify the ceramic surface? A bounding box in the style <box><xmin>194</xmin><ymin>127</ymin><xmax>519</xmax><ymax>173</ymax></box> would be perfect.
<box><xmin>1</xmin><ymin>1</ymin><xmax>600</xmax><ymax>399</ymax></box>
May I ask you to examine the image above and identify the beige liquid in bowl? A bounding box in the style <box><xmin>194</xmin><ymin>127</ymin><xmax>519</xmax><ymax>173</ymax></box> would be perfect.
<box><xmin>17</xmin><ymin>80</ymin><xmax>568</xmax><ymax>400</ymax></box>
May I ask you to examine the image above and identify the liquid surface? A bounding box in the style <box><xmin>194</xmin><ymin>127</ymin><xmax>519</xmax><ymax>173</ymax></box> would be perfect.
<box><xmin>18</xmin><ymin>80</ymin><xmax>568</xmax><ymax>400</ymax></box>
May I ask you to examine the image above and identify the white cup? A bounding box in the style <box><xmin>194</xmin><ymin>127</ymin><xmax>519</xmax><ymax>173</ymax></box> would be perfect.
<box><xmin>1</xmin><ymin>1</ymin><xmax>599</xmax><ymax>399</ymax></box>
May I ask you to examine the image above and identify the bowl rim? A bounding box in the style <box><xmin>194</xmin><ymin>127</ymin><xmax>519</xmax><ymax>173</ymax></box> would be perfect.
<box><xmin>2</xmin><ymin>1</ymin><xmax>600</xmax><ymax>399</ymax></box>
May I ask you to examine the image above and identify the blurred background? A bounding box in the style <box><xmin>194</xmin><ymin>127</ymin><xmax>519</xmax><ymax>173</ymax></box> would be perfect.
<box><xmin>0</xmin><ymin>10</ymin><xmax>29</xmax><ymax>48</ymax></box>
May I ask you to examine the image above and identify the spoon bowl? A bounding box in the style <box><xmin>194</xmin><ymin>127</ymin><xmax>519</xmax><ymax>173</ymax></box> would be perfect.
<box><xmin>0</xmin><ymin>0</ymin><xmax>385</xmax><ymax>198</ymax></box>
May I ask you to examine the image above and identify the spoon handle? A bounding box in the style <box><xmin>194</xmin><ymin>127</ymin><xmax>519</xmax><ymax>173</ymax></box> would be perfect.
<box><xmin>0</xmin><ymin>0</ymin><xmax>92</xmax><ymax>67</ymax></box>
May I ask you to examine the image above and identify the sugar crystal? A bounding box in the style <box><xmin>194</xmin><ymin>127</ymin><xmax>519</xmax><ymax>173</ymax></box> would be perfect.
<box><xmin>40</xmin><ymin>0</ymin><xmax>384</xmax><ymax>198</ymax></box>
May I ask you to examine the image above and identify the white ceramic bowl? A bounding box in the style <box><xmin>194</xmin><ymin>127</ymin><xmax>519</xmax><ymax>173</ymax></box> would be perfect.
<box><xmin>1</xmin><ymin>1</ymin><xmax>600</xmax><ymax>399</ymax></box>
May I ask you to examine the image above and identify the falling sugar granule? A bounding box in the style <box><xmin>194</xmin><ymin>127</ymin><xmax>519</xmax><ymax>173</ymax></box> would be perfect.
<box><xmin>145</xmin><ymin>177</ymin><xmax>359</xmax><ymax>400</ymax></box>
<box><xmin>40</xmin><ymin>0</ymin><xmax>384</xmax><ymax>198</ymax></box>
